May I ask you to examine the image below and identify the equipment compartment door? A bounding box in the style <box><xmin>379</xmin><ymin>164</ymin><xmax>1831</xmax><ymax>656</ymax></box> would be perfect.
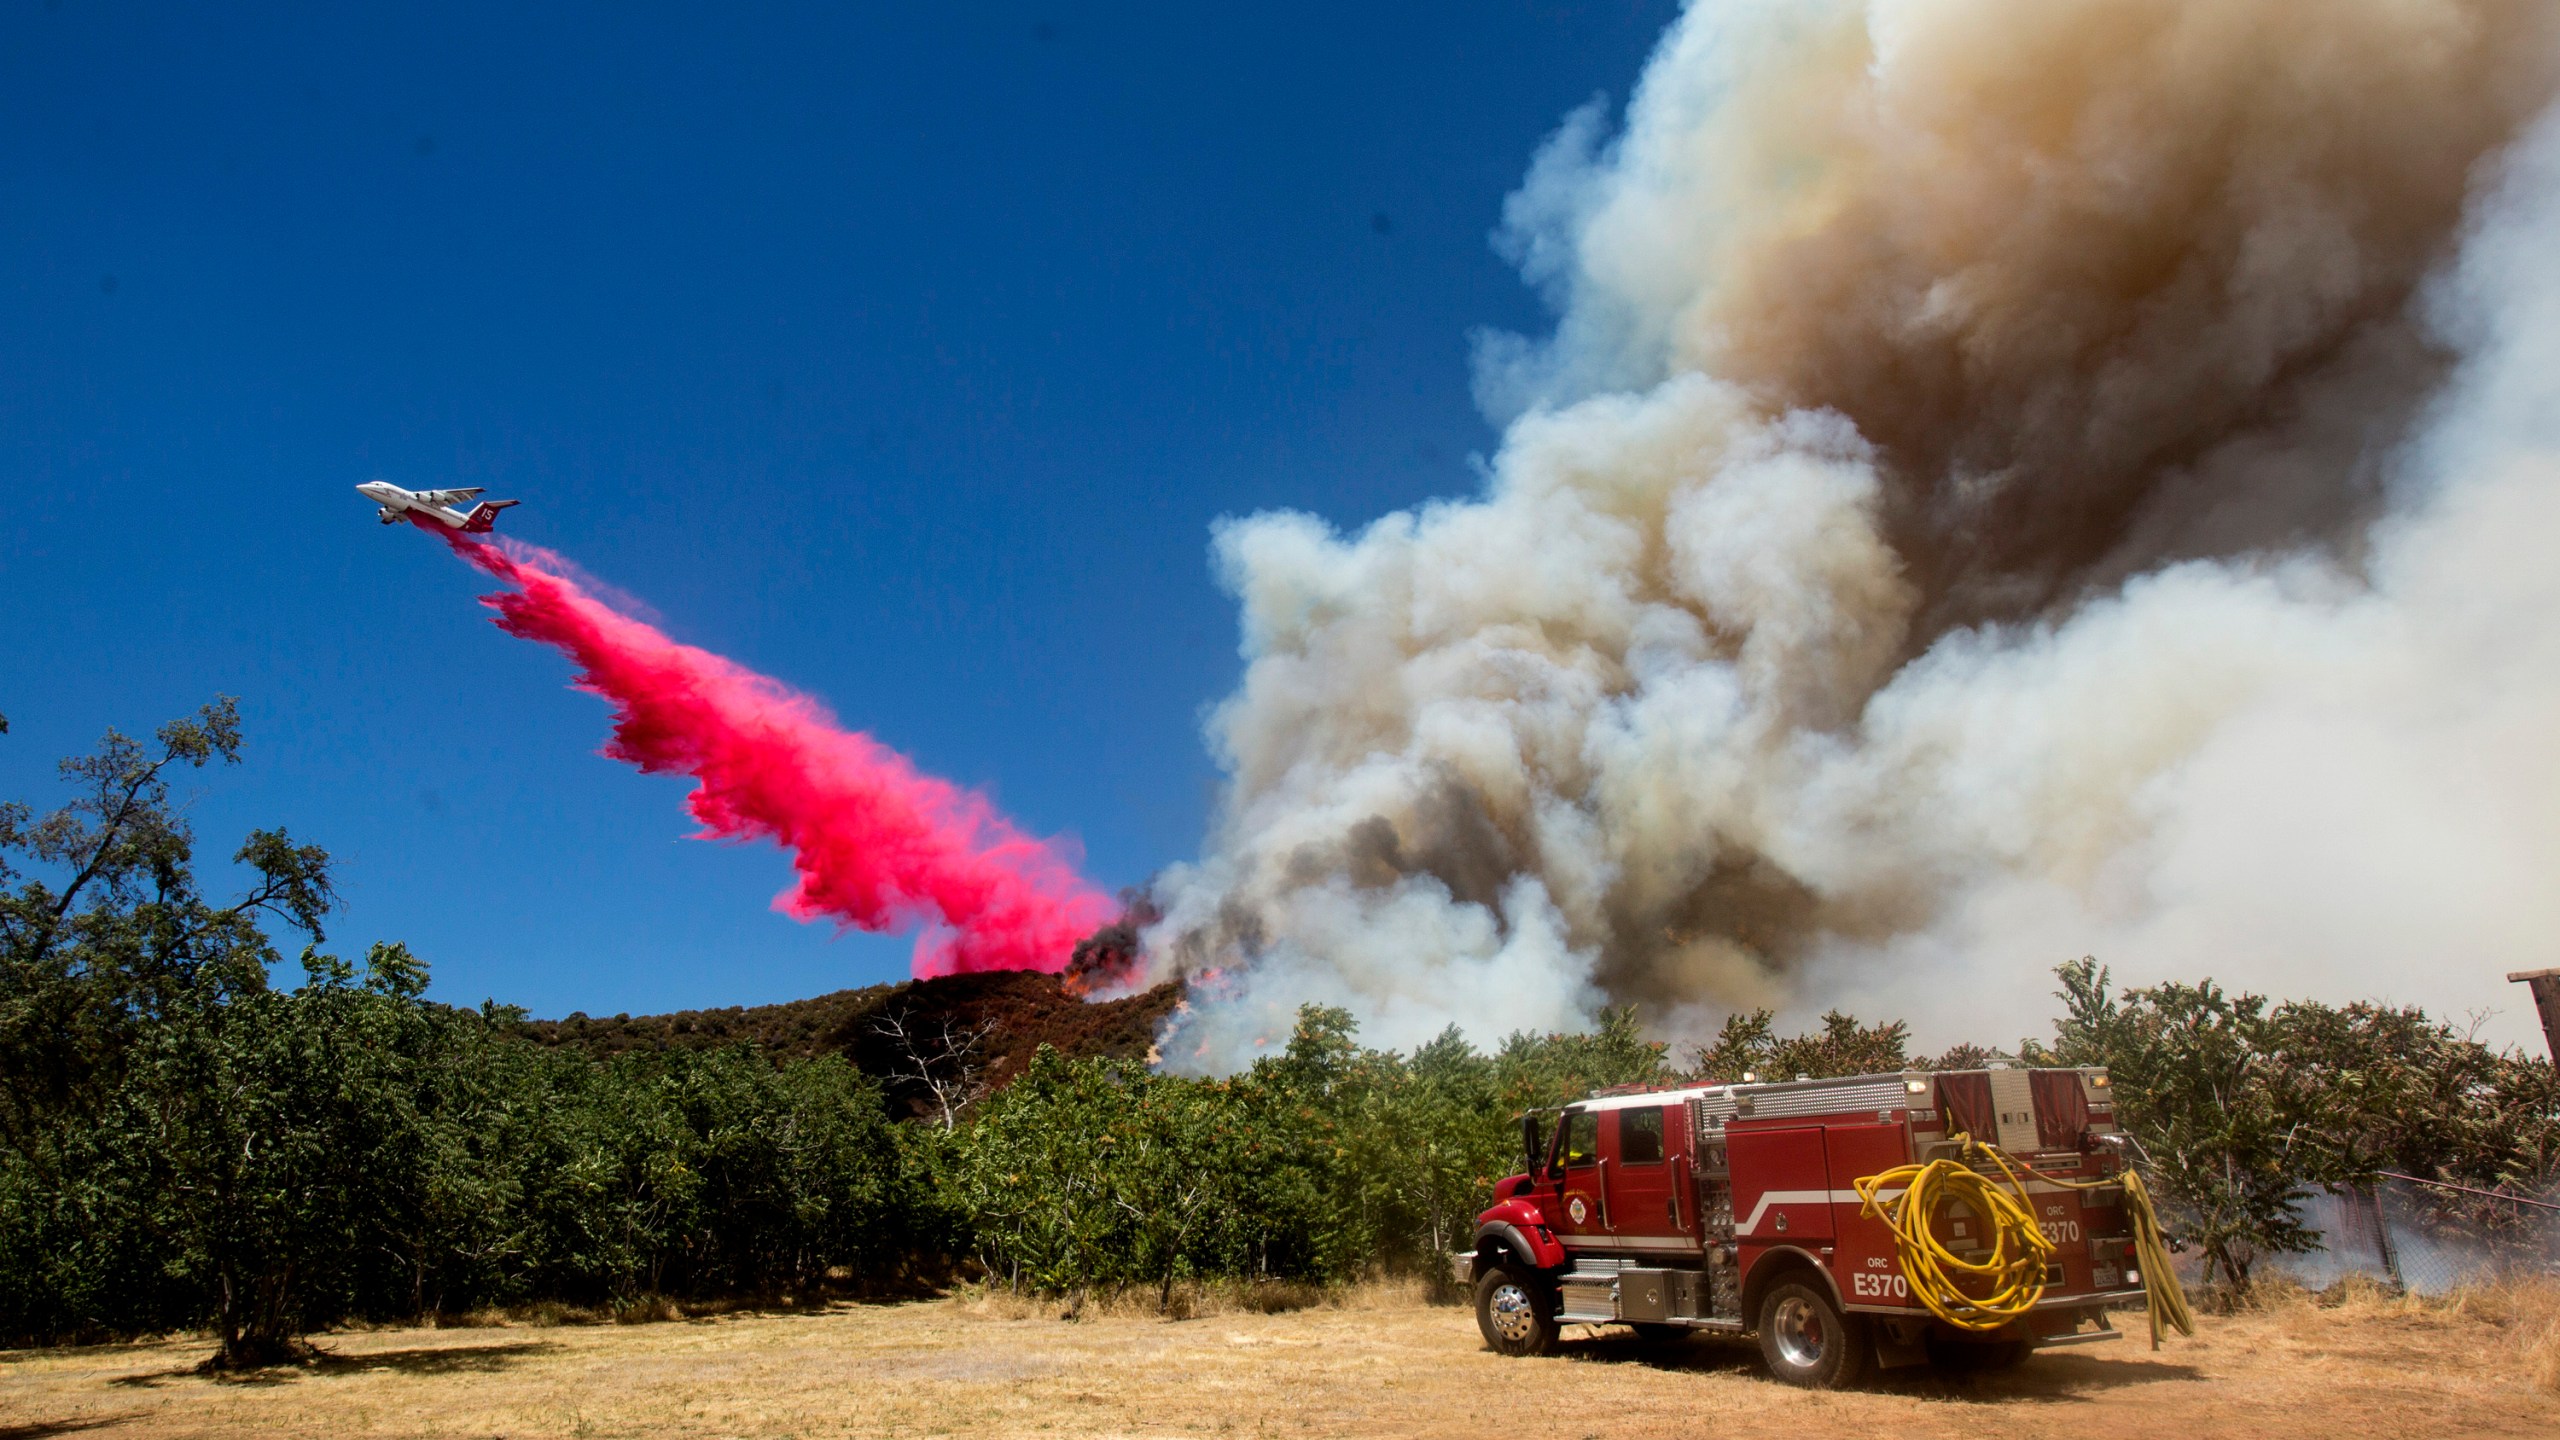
<box><xmin>1825</xmin><ymin>1123</ymin><xmax>1917</xmax><ymax>1310</ymax></box>
<box><xmin>1727</xmin><ymin>1125</ymin><xmax>1834</xmax><ymax>1242</ymax></box>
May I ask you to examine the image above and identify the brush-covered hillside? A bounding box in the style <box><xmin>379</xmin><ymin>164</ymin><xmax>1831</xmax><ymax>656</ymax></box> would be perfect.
<box><xmin>513</xmin><ymin>971</ymin><xmax>1184</xmax><ymax>1120</ymax></box>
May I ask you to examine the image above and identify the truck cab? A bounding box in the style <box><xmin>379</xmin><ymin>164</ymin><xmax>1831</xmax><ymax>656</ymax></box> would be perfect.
<box><xmin>1460</xmin><ymin>1066</ymin><xmax>2148</xmax><ymax>1387</ymax></box>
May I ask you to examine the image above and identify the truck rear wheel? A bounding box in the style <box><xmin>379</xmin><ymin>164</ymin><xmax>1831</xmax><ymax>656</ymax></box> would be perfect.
<box><xmin>1756</xmin><ymin>1279</ymin><xmax>1869</xmax><ymax>1389</ymax></box>
<box><xmin>1473</xmin><ymin>1263</ymin><xmax>1559</xmax><ymax>1357</ymax></box>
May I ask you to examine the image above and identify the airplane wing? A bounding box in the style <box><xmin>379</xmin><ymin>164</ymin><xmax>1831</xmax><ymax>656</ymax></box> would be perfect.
<box><xmin>413</xmin><ymin>487</ymin><xmax>484</xmax><ymax>506</ymax></box>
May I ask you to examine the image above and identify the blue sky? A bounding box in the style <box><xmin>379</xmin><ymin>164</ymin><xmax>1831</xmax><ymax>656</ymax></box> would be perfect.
<box><xmin>1</xmin><ymin>2</ymin><xmax>1679</xmax><ymax>1017</ymax></box>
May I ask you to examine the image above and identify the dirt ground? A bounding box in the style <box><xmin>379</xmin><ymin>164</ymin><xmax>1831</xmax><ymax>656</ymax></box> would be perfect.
<box><xmin>4</xmin><ymin>1284</ymin><xmax>2554</xmax><ymax>1440</ymax></box>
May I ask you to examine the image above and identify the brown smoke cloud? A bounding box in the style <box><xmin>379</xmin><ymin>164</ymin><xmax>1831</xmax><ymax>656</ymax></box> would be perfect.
<box><xmin>1144</xmin><ymin>0</ymin><xmax>2560</xmax><ymax>1066</ymax></box>
<box><xmin>1687</xmin><ymin>0</ymin><xmax>2555</xmax><ymax>622</ymax></box>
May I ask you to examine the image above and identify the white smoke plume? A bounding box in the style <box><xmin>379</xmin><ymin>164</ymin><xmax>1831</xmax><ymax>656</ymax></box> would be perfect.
<box><xmin>1144</xmin><ymin>0</ymin><xmax>2560</xmax><ymax>1068</ymax></box>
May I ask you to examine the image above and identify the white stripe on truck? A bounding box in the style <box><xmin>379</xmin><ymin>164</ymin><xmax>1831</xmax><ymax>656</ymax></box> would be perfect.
<box><xmin>1736</xmin><ymin>1189</ymin><xmax>1889</xmax><ymax>1236</ymax></box>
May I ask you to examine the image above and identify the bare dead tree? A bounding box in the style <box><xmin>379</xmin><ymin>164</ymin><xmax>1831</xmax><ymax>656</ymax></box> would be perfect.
<box><xmin>869</xmin><ymin>1009</ymin><xmax>1001</xmax><ymax>1129</ymax></box>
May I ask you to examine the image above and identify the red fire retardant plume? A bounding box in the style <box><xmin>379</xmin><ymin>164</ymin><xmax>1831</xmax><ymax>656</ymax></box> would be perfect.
<box><xmin>440</xmin><ymin>529</ymin><xmax>1115</xmax><ymax>977</ymax></box>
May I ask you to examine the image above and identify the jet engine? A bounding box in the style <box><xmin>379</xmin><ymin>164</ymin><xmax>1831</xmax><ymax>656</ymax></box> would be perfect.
<box><xmin>378</xmin><ymin>507</ymin><xmax>400</xmax><ymax>524</ymax></box>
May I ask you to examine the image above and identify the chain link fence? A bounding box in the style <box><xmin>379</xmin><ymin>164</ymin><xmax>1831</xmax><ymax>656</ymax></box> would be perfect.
<box><xmin>2268</xmin><ymin>1177</ymin><xmax>2560</xmax><ymax>1294</ymax></box>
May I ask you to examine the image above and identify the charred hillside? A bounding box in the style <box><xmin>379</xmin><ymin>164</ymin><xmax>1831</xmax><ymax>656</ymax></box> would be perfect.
<box><xmin>516</xmin><ymin>971</ymin><xmax>1184</xmax><ymax>1119</ymax></box>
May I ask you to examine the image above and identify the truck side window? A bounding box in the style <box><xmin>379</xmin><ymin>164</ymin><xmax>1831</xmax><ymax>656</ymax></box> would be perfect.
<box><xmin>1621</xmin><ymin>1106</ymin><xmax>1665</xmax><ymax>1164</ymax></box>
<box><xmin>1563</xmin><ymin>1110</ymin><xmax>1599</xmax><ymax>1167</ymax></box>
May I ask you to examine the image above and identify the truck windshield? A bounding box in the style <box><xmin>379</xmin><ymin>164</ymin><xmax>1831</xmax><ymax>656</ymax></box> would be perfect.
<box><xmin>1563</xmin><ymin>1111</ymin><xmax>1599</xmax><ymax>1167</ymax></box>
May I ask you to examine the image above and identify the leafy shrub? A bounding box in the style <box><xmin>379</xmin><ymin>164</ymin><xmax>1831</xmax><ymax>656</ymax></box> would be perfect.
<box><xmin>2030</xmin><ymin>958</ymin><xmax>2560</xmax><ymax>1286</ymax></box>
<box><xmin>9</xmin><ymin>704</ymin><xmax>2556</xmax><ymax>1349</ymax></box>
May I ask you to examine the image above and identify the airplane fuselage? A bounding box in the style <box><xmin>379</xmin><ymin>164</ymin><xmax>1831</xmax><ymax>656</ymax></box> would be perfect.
<box><xmin>355</xmin><ymin>481</ymin><xmax>519</xmax><ymax>533</ymax></box>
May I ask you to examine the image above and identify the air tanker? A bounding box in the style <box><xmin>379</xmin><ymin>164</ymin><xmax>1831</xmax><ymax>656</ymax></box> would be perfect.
<box><xmin>356</xmin><ymin>481</ymin><xmax>520</xmax><ymax>532</ymax></box>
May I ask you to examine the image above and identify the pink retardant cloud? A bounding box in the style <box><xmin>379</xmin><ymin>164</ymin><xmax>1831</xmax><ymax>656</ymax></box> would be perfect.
<box><xmin>441</xmin><ymin>528</ymin><xmax>1113</xmax><ymax>976</ymax></box>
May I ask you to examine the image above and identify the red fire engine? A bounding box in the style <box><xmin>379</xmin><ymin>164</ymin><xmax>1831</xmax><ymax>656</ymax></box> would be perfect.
<box><xmin>1460</xmin><ymin>1065</ymin><xmax>2187</xmax><ymax>1387</ymax></box>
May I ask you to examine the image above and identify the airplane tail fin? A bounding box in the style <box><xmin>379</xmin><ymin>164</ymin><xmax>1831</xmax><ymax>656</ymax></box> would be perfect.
<box><xmin>461</xmin><ymin>499</ymin><xmax>521</xmax><ymax>533</ymax></box>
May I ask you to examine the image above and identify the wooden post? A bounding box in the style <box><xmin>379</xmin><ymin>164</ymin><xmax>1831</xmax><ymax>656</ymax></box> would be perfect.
<box><xmin>2510</xmin><ymin>969</ymin><xmax>2560</xmax><ymax>1063</ymax></box>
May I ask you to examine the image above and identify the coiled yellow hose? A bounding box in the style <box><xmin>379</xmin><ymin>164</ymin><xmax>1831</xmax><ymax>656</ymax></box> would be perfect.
<box><xmin>1852</xmin><ymin>1144</ymin><xmax>2055</xmax><ymax>1332</ymax></box>
<box><xmin>1853</xmin><ymin>1137</ymin><xmax>2195</xmax><ymax>1348</ymax></box>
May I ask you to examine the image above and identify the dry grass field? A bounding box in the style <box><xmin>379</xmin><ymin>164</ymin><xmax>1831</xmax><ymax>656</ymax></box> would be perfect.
<box><xmin>5</xmin><ymin>1279</ymin><xmax>2556</xmax><ymax>1440</ymax></box>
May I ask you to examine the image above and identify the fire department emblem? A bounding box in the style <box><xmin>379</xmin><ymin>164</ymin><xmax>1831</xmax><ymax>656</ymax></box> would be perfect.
<box><xmin>1568</xmin><ymin>1196</ymin><xmax>1588</xmax><ymax>1225</ymax></box>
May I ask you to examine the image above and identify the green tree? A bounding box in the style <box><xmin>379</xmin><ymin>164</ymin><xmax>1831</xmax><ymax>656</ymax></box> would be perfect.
<box><xmin>0</xmin><ymin>700</ymin><xmax>331</xmax><ymax>1161</ymax></box>
<box><xmin>2032</xmin><ymin>959</ymin><xmax>2316</xmax><ymax>1287</ymax></box>
<box><xmin>1</xmin><ymin>704</ymin><xmax>945</xmax><ymax>1352</ymax></box>
<box><xmin>1351</xmin><ymin>1027</ymin><xmax>1510</xmax><ymax>1281</ymax></box>
<box><xmin>0</xmin><ymin>701</ymin><xmax>336</xmax><ymax>1352</ymax></box>
<box><xmin>949</xmin><ymin>1012</ymin><xmax>1391</xmax><ymax>1303</ymax></box>
<box><xmin>2255</xmin><ymin>998</ymin><xmax>2560</xmax><ymax>1243</ymax></box>
<box><xmin>1492</xmin><ymin>1005</ymin><xmax>1669</xmax><ymax>1112</ymax></box>
<box><xmin>107</xmin><ymin>944</ymin><xmax>440</xmax><ymax>1365</ymax></box>
<box><xmin>1691</xmin><ymin>1008</ymin><xmax>1912</xmax><ymax>1083</ymax></box>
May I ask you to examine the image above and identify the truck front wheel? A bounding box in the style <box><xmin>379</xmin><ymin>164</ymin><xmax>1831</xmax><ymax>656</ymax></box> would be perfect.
<box><xmin>1756</xmin><ymin>1279</ymin><xmax>1869</xmax><ymax>1389</ymax></box>
<box><xmin>1473</xmin><ymin>1263</ymin><xmax>1559</xmax><ymax>1357</ymax></box>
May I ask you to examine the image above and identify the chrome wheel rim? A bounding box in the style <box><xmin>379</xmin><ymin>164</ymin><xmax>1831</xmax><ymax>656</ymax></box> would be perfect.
<box><xmin>1771</xmin><ymin>1295</ymin><xmax>1828</xmax><ymax>1370</ymax></box>
<box><xmin>1488</xmin><ymin>1283</ymin><xmax>1539</xmax><ymax>1343</ymax></box>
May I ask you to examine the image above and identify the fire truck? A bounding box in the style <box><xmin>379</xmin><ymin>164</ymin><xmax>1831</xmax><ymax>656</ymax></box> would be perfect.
<box><xmin>1458</xmin><ymin>1065</ymin><xmax>2181</xmax><ymax>1387</ymax></box>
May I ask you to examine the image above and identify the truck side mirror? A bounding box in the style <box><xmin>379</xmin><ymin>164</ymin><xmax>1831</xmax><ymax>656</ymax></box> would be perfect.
<box><xmin>1520</xmin><ymin>1113</ymin><xmax>1549</xmax><ymax>1177</ymax></box>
